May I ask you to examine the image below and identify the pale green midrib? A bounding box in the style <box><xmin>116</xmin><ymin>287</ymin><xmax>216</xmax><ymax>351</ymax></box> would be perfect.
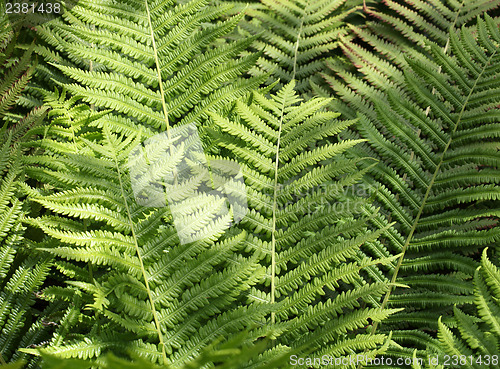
<box><xmin>372</xmin><ymin>0</ymin><xmax>463</xmax><ymax>314</ymax></box>
<box><xmin>291</xmin><ymin>20</ymin><xmax>304</xmax><ymax>82</ymax></box>
<box><xmin>112</xmin><ymin>147</ymin><xmax>168</xmax><ymax>364</ymax></box>
<box><xmin>370</xmin><ymin>47</ymin><xmax>497</xmax><ymax>337</ymax></box>
<box><xmin>270</xmin><ymin>94</ymin><xmax>286</xmax><ymax>325</ymax></box>
<box><xmin>144</xmin><ymin>0</ymin><xmax>178</xmax><ymax>188</ymax></box>
<box><xmin>290</xmin><ymin>1</ymin><xmax>310</xmax><ymax>82</ymax></box>
<box><xmin>144</xmin><ymin>0</ymin><xmax>170</xmax><ymax>134</ymax></box>
<box><xmin>270</xmin><ymin>2</ymin><xmax>308</xmax><ymax>324</ymax></box>
<box><xmin>364</xmin><ymin>3</ymin><xmax>465</xmax><ymax>343</ymax></box>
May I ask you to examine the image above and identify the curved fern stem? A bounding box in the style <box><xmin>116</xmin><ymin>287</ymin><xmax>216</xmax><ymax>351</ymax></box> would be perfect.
<box><xmin>291</xmin><ymin>21</ymin><xmax>303</xmax><ymax>82</ymax></box>
<box><xmin>370</xmin><ymin>46</ymin><xmax>497</xmax><ymax>339</ymax></box>
<box><xmin>270</xmin><ymin>0</ymin><xmax>305</xmax><ymax>318</ymax></box>
<box><xmin>110</xmin><ymin>126</ymin><xmax>168</xmax><ymax>364</ymax></box>
<box><xmin>144</xmin><ymin>0</ymin><xmax>170</xmax><ymax>133</ymax></box>
<box><xmin>270</xmin><ymin>5</ymin><xmax>307</xmax><ymax>318</ymax></box>
<box><xmin>144</xmin><ymin>0</ymin><xmax>178</xmax><ymax>187</ymax></box>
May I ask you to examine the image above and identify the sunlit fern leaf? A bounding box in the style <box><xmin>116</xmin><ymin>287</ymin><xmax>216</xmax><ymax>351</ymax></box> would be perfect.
<box><xmin>236</xmin><ymin>0</ymin><xmax>362</xmax><ymax>95</ymax></box>
<box><xmin>326</xmin><ymin>13</ymin><xmax>500</xmax><ymax>360</ymax></box>
<box><xmin>206</xmin><ymin>81</ymin><xmax>402</xmax><ymax>360</ymax></box>
<box><xmin>0</xmin><ymin>17</ymin><xmax>38</xmax><ymax>125</ymax></box>
<box><xmin>24</xmin><ymin>80</ymin><xmax>401</xmax><ymax>366</ymax></box>
<box><xmin>31</xmin><ymin>0</ymin><xmax>265</xmax><ymax>139</ymax></box>
<box><xmin>36</xmin><ymin>332</ymin><xmax>294</xmax><ymax>369</ymax></box>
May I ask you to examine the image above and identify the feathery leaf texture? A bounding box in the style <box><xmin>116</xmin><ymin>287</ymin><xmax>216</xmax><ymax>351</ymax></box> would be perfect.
<box><xmin>1</xmin><ymin>0</ymin><xmax>499</xmax><ymax>367</ymax></box>
<box><xmin>35</xmin><ymin>332</ymin><xmax>294</xmax><ymax>369</ymax></box>
<box><xmin>24</xmin><ymin>107</ymin><xmax>272</xmax><ymax>366</ymax></box>
<box><xmin>413</xmin><ymin>248</ymin><xmax>500</xmax><ymax>369</ymax></box>
<box><xmin>435</xmin><ymin>248</ymin><xmax>500</xmax><ymax>366</ymax></box>
<box><xmin>24</xmin><ymin>80</ymin><xmax>399</xmax><ymax>366</ymax></box>
<box><xmin>207</xmin><ymin>81</ymin><xmax>400</xmax><ymax>360</ymax></box>
<box><xmin>324</xmin><ymin>0</ymin><xmax>500</xmax><ymax>117</ymax></box>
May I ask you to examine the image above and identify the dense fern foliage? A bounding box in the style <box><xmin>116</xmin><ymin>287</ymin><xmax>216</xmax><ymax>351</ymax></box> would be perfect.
<box><xmin>409</xmin><ymin>249</ymin><xmax>500</xmax><ymax>369</ymax></box>
<box><xmin>0</xmin><ymin>0</ymin><xmax>499</xmax><ymax>368</ymax></box>
<box><xmin>327</xmin><ymin>8</ymin><xmax>500</xmax><ymax>361</ymax></box>
<box><xmin>324</xmin><ymin>0</ymin><xmax>500</xmax><ymax>116</ymax></box>
<box><xmin>0</xmin><ymin>101</ymin><xmax>51</xmax><ymax>369</ymax></box>
<box><xmin>22</xmin><ymin>93</ymin><xmax>274</xmax><ymax>366</ymax></box>
<box><xmin>20</xmin><ymin>77</ymin><xmax>398</xmax><ymax>366</ymax></box>
<box><xmin>37</xmin><ymin>333</ymin><xmax>292</xmax><ymax>369</ymax></box>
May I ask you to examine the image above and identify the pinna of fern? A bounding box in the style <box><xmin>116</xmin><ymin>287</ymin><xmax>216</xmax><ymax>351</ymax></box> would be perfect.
<box><xmin>35</xmin><ymin>331</ymin><xmax>294</xmax><ymax>369</ymax></box>
<box><xmin>0</xmin><ymin>104</ymin><xmax>55</xmax><ymax>369</ymax></box>
<box><xmin>321</xmin><ymin>0</ymin><xmax>500</xmax><ymax>116</ymax></box>
<box><xmin>436</xmin><ymin>248</ymin><xmax>500</xmax><ymax>367</ymax></box>
<box><xmin>21</xmin><ymin>102</ymin><xmax>274</xmax><ymax>367</ymax></box>
<box><xmin>412</xmin><ymin>248</ymin><xmax>500</xmax><ymax>369</ymax></box>
<box><xmin>326</xmin><ymin>13</ymin><xmax>500</xmax><ymax>360</ymax></box>
<box><xmin>0</xmin><ymin>15</ymin><xmax>37</xmax><ymax>125</ymax></box>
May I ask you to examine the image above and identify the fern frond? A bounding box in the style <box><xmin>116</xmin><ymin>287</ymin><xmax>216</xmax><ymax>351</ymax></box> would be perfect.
<box><xmin>0</xmin><ymin>18</ymin><xmax>58</xmax><ymax>367</ymax></box>
<box><xmin>237</xmin><ymin>0</ymin><xmax>361</xmax><ymax>95</ymax></box>
<box><xmin>25</xmin><ymin>101</ymin><xmax>271</xmax><ymax>366</ymax></box>
<box><xmin>207</xmin><ymin>81</ymin><xmax>399</xmax><ymax>358</ymax></box>
<box><xmin>26</xmin><ymin>79</ymin><xmax>399</xmax><ymax>366</ymax></box>
<box><xmin>427</xmin><ymin>248</ymin><xmax>500</xmax><ymax>367</ymax></box>
<box><xmin>327</xmin><ymin>11</ymin><xmax>500</xmax><ymax>357</ymax></box>
<box><xmin>32</xmin><ymin>0</ymin><xmax>266</xmax><ymax>138</ymax></box>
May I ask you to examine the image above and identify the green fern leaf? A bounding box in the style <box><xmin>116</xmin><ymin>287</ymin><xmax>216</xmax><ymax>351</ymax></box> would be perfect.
<box><xmin>327</xmin><ymin>11</ymin><xmax>500</xmax><ymax>359</ymax></box>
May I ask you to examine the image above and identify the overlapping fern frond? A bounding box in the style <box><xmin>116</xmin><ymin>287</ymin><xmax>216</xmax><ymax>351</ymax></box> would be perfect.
<box><xmin>0</xmin><ymin>15</ymin><xmax>37</xmax><ymax>125</ymax></box>
<box><xmin>5</xmin><ymin>0</ymin><xmax>498</xmax><ymax>366</ymax></box>
<box><xmin>326</xmin><ymin>13</ymin><xmax>500</xmax><ymax>359</ymax></box>
<box><xmin>359</xmin><ymin>0</ymin><xmax>500</xmax><ymax>56</ymax></box>
<box><xmin>410</xmin><ymin>248</ymin><xmax>500</xmax><ymax>369</ymax></box>
<box><xmin>32</xmin><ymin>0</ymin><xmax>265</xmax><ymax>138</ymax></box>
<box><xmin>435</xmin><ymin>248</ymin><xmax>500</xmax><ymax>367</ymax></box>
<box><xmin>207</xmin><ymin>81</ymin><xmax>401</xmax><ymax>361</ymax></box>
<box><xmin>39</xmin><ymin>332</ymin><xmax>292</xmax><ymax>369</ymax></box>
<box><xmin>0</xmin><ymin>119</ymin><xmax>55</xmax><ymax>369</ymax></box>
<box><xmin>0</xmin><ymin>20</ymin><xmax>56</xmax><ymax>367</ymax></box>
<box><xmin>237</xmin><ymin>0</ymin><xmax>361</xmax><ymax>95</ymax></box>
